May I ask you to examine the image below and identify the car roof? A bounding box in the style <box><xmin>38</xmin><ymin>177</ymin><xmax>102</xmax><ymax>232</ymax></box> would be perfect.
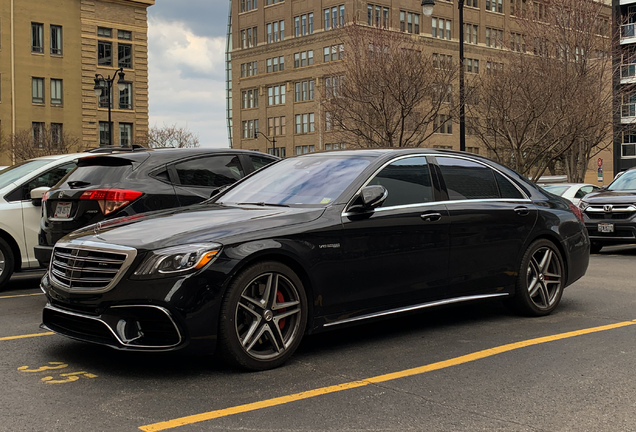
<box><xmin>77</xmin><ymin>147</ymin><xmax>278</xmax><ymax>164</ymax></box>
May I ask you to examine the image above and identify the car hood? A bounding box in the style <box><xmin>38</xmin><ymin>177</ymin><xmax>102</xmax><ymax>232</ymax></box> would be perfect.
<box><xmin>64</xmin><ymin>204</ymin><xmax>326</xmax><ymax>250</ymax></box>
<box><xmin>582</xmin><ymin>190</ymin><xmax>636</xmax><ymax>205</ymax></box>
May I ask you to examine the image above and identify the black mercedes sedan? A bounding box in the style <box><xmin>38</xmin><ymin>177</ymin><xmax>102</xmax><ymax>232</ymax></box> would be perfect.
<box><xmin>40</xmin><ymin>149</ymin><xmax>590</xmax><ymax>370</ymax></box>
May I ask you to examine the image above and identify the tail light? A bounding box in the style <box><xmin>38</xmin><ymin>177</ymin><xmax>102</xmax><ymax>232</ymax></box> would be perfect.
<box><xmin>80</xmin><ymin>189</ymin><xmax>143</xmax><ymax>215</ymax></box>
<box><xmin>569</xmin><ymin>203</ymin><xmax>584</xmax><ymax>223</ymax></box>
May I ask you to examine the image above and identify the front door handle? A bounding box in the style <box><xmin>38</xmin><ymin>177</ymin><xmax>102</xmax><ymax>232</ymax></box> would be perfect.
<box><xmin>514</xmin><ymin>206</ymin><xmax>530</xmax><ymax>216</ymax></box>
<box><xmin>421</xmin><ymin>212</ymin><xmax>442</xmax><ymax>222</ymax></box>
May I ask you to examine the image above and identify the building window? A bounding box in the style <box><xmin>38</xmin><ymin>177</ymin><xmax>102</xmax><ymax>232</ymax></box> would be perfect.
<box><xmin>242</xmin><ymin>119</ymin><xmax>259</xmax><ymax>139</ymax></box>
<box><xmin>267</xmin><ymin>84</ymin><xmax>286</xmax><ymax>105</ymax></box>
<box><xmin>433</xmin><ymin>53</ymin><xmax>453</xmax><ymax>70</ymax></box>
<box><xmin>268</xmin><ymin>147</ymin><xmax>286</xmax><ymax>158</ymax></box>
<box><xmin>486</xmin><ymin>61</ymin><xmax>504</xmax><ymax>74</ymax></box>
<box><xmin>98</xmin><ymin>41</ymin><xmax>112</xmax><ymax>65</ymax></box>
<box><xmin>99</xmin><ymin>85</ymin><xmax>112</xmax><ymax>108</ymax></box>
<box><xmin>51</xmin><ymin>123</ymin><xmax>63</xmax><ymax>146</ymax></box>
<box><xmin>486</xmin><ymin>27</ymin><xmax>503</xmax><ymax>48</ymax></box>
<box><xmin>50</xmin><ymin>25</ymin><xmax>62</xmax><ymax>55</ymax></box>
<box><xmin>294</xmin><ymin>13</ymin><xmax>313</xmax><ymax>37</ymax></box>
<box><xmin>31</xmin><ymin>23</ymin><xmax>44</xmax><ymax>53</ymax></box>
<box><xmin>266</xmin><ymin>0</ymin><xmax>283</xmax><ymax>4</ymax></box>
<box><xmin>323</xmin><ymin>44</ymin><xmax>344</xmax><ymax>62</ymax></box>
<box><xmin>464</xmin><ymin>24</ymin><xmax>478</xmax><ymax>44</ymax></box>
<box><xmin>99</xmin><ymin>121</ymin><xmax>110</xmax><ymax>146</ymax></box>
<box><xmin>295</xmin><ymin>80</ymin><xmax>315</xmax><ymax>102</ymax></box>
<box><xmin>266</xmin><ymin>56</ymin><xmax>284</xmax><ymax>73</ymax></box>
<box><xmin>325</xmin><ymin>75</ymin><xmax>344</xmax><ymax>98</ymax></box>
<box><xmin>432</xmin><ymin>18</ymin><xmax>451</xmax><ymax>40</ymax></box>
<box><xmin>267</xmin><ymin>116</ymin><xmax>286</xmax><ymax>136</ymax></box>
<box><xmin>324</xmin><ymin>5</ymin><xmax>345</xmax><ymax>30</ymax></box>
<box><xmin>32</xmin><ymin>122</ymin><xmax>45</xmax><ymax>147</ymax></box>
<box><xmin>241</xmin><ymin>61</ymin><xmax>258</xmax><ymax>77</ymax></box>
<box><xmin>622</xmin><ymin>132</ymin><xmax>636</xmax><ymax>158</ymax></box>
<box><xmin>295</xmin><ymin>113</ymin><xmax>315</xmax><ymax>134</ymax></box>
<box><xmin>32</xmin><ymin>78</ymin><xmax>44</xmax><ymax>104</ymax></box>
<box><xmin>50</xmin><ymin>79</ymin><xmax>63</xmax><ymax>105</ymax></box>
<box><xmin>119</xmin><ymin>123</ymin><xmax>133</xmax><ymax>147</ymax></box>
<box><xmin>118</xmin><ymin>30</ymin><xmax>132</xmax><ymax>40</ymax></box>
<box><xmin>434</xmin><ymin>114</ymin><xmax>452</xmax><ymax>134</ymax></box>
<box><xmin>325</xmin><ymin>143</ymin><xmax>346</xmax><ymax>150</ymax></box>
<box><xmin>118</xmin><ymin>43</ymin><xmax>132</xmax><ymax>68</ymax></box>
<box><xmin>97</xmin><ymin>27</ymin><xmax>112</xmax><ymax>37</ymax></box>
<box><xmin>119</xmin><ymin>83</ymin><xmax>132</xmax><ymax>109</ymax></box>
<box><xmin>433</xmin><ymin>84</ymin><xmax>453</xmax><ymax>104</ymax></box>
<box><xmin>294</xmin><ymin>50</ymin><xmax>313</xmax><ymax>68</ymax></box>
<box><xmin>400</xmin><ymin>11</ymin><xmax>420</xmax><ymax>34</ymax></box>
<box><xmin>295</xmin><ymin>145</ymin><xmax>315</xmax><ymax>155</ymax></box>
<box><xmin>240</xmin><ymin>0</ymin><xmax>257</xmax><ymax>12</ymax></box>
<box><xmin>467</xmin><ymin>0</ymin><xmax>478</xmax><ymax>6</ymax></box>
<box><xmin>510</xmin><ymin>32</ymin><xmax>525</xmax><ymax>52</ymax></box>
<box><xmin>367</xmin><ymin>4</ymin><xmax>389</xmax><ymax>29</ymax></box>
<box><xmin>466</xmin><ymin>146</ymin><xmax>480</xmax><ymax>154</ymax></box>
<box><xmin>266</xmin><ymin>20</ymin><xmax>284</xmax><ymax>43</ymax></box>
<box><xmin>466</xmin><ymin>58</ymin><xmax>479</xmax><ymax>74</ymax></box>
<box><xmin>240</xmin><ymin>27</ymin><xmax>257</xmax><ymax>48</ymax></box>
<box><xmin>241</xmin><ymin>88</ymin><xmax>259</xmax><ymax>109</ymax></box>
<box><xmin>486</xmin><ymin>0</ymin><xmax>503</xmax><ymax>13</ymax></box>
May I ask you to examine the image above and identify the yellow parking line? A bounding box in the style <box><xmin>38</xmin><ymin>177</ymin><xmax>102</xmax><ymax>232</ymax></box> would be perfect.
<box><xmin>139</xmin><ymin>320</ymin><xmax>636</xmax><ymax>432</ymax></box>
<box><xmin>0</xmin><ymin>332</ymin><xmax>54</xmax><ymax>341</ymax></box>
<box><xmin>0</xmin><ymin>292</ymin><xmax>45</xmax><ymax>299</ymax></box>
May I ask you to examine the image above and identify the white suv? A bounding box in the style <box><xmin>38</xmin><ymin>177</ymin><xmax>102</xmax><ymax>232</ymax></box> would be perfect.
<box><xmin>0</xmin><ymin>153</ymin><xmax>92</xmax><ymax>289</ymax></box>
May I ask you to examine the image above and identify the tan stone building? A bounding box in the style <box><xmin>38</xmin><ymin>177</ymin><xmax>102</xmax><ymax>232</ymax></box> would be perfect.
<box><xmin>0</xmin><ymin>0</ymin><xmax>154</xmax><ymax>166</ymax></box>
<box><xmin>229</xmin><ymin>0</ymin><xmax>613</xmax><ymax>182</ymax></box>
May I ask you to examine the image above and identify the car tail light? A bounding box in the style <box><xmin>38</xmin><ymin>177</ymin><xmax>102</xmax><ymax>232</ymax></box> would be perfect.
<box><xmin>569</xmin><ymin>203</ymin><xmax>584</xmax><ymax>223</ymax></box>
<box><xmin>80</xmin><ymin>189</ymin><xmax>143</xmax><ymax>215</ymax></box>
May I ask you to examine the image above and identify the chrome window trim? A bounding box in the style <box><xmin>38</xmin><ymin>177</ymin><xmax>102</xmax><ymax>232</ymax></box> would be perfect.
<box><xmin>342</xmin><ymin>153</ymin><xmax>531</xmax><ymax>217</ymax></box>
<box><xmin>43</xmin><ymin>303</ymin><xmax>183</xmax><ymax>350</ymax></box>
<box><xmin>323</xmin><ymin>293</ymin><xmax>509</xmax><ymax>328</ymax></box>
<box><xmin>49</xmin><ymin>240</ymin><xmax>137</xmax><ymax>293</ymax></box>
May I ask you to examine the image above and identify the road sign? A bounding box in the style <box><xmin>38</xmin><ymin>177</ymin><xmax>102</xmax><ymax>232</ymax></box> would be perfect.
<box><xmin>598</xmin><ymin>158</ymin><xmax>603</xmax><ymax>167</ymax></box>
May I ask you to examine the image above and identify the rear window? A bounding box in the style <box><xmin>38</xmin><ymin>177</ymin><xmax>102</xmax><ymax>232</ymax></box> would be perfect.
<box><xmin>62</xmin><ymin>164</ymin><xmax>132</xmax><ymax>188</ymax></box>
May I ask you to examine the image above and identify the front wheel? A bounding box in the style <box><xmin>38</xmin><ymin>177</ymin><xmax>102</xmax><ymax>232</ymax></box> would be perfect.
<box><xmin>218</xmin><ymin>261</ymin><xmax>307</xmax><ymax>371</ymax></box>
<box><xmin>507</xmin><ymin>239</ymin><xmax>565</xmax><ymax>317</ymax></box>
<box><xmin>0</xmin><ymin>238</ymin><xmax>15</xmax><ymax>291</ymax></box>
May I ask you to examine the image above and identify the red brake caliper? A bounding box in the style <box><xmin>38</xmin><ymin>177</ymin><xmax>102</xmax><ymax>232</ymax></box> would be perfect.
<box><xmin>276</xmin><ymin>291</ymin><xmax>286</xmax><ymax>329</ymax></box>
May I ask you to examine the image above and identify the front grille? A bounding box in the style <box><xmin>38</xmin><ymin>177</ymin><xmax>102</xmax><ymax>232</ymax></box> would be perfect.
<box><xmin>584</xmin><ymin>204</ymin><xmax>636</xmax><ymax>221</ymax></box>
<box><xmin>49</xmin><ymin>241</ymin><xmax>137</xmax><ymax>293</ymax></box>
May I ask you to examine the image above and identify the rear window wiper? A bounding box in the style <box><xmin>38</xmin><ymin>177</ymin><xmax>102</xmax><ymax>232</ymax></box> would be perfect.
<box><xmin>236</xmin><ymin>202</ymin><xmax>290</xmax><ymax>207</ymax></box>
<box><xmin>67</xmin><ymin>180</ymin><xmax>91</xmax><ymax>189</ymax></box>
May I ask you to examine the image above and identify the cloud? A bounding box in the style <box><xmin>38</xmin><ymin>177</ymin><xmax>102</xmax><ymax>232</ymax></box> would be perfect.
<box><xmin>147</xmin><ymin>16</ymin><xmax>229</xmax><ymax>148</ymax></box>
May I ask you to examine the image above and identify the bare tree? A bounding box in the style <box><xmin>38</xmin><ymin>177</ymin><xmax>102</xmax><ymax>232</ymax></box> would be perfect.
<box><xmin>320</xmin><ymin>24</ymin><xmax>458</xmax><ymax>148</ymax></box>
<box><xmin>8</xmin><ymin>126</ymin><xmax>81</xmax><ymax>163</ymax></box>
<box><xmin>146</xmin><ymin>124</ymin><xmax>200</xmax><ymax>148</ymax></box>
<box><xmin>468</xmin><ymin>0</ymin><xmax>613</xmax><ymax>181</ymax></box>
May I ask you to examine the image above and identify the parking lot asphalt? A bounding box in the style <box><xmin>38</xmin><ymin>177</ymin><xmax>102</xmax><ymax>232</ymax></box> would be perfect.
<box><xmin>2</xmin><ymin>247</ymin><xmax>636</xmax><ymax>432</ymax></box>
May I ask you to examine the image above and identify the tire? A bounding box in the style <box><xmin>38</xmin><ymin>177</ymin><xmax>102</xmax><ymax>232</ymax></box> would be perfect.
<box><xmin>590</xmin><ymin>242</ymin><xmax>603</xmax><ymax>254</ymax></box>
<box><xmin>218</xmin><ymin>261</ymin><xmax>308</xmax><ymax>371</ymax></box>
<box><xmin>507</xmin><ymin>239</ymin><xmax>565</xmax><ymax>317</ymax></box>
<box><xmin>0</xmin><ymin>237</ymin><xmax>15</xmax><ymax>291</ymax></box>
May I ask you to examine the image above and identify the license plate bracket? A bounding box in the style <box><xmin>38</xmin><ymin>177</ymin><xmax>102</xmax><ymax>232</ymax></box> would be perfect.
<box><xmin>53</xmin><ymin>202</ymin><xmax>72</xmax><ymax>219</ymax></box>
<box><xmin>598</xmin><ymin>223</ymin><xmax>614</xmax><ymax>233</ymax></box>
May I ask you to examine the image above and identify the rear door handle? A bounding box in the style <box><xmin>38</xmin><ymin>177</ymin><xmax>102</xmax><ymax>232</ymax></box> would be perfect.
<box><xmin>421</xmin><ymin>212</ymin><xmax>442</xmax><ymax>222</ymax></box>
<box><xmin>514</xmin><ymin>206</ymin><xmax>530</xmax><ymax>216</ymax></box>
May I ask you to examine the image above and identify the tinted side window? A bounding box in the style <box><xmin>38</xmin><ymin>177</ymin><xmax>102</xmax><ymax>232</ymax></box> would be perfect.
<box><xmin>576</xmin><ymin>185</ymin><xmax>598</xmax><ymax>198</ymax></box>
<box><xmin>494</xmin><ymin>171</ymin><xmax>524</xmax><ymax>199</ymax></box>
<box><xmin>174</xmin><ymin>155</ymin><xmax>245</xmax><ymax>187</ymax></box>
<box><xmin>369</xmin><ymin>157</ymin><xmax>433</xmax><ymax>207</ymax></box>
<box><xmin>249</xmin><ymin>155</ymin><xmax>276</xmax><ymax>171</ymax></box>
<box><xmin>9</xmin><ymin>162</ymin><xmax>78</xmax><ymax>201</ymax></box>
<box><xmin>437</xmin><ymin>157</ymin><xmax>499</xmax><ymax>200</ymax></box>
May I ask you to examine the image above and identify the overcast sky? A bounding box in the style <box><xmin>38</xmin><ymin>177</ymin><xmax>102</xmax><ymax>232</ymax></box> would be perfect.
<box><xmin>147</xmin><ymin>1</ymin><xmax>229</xmax><ymax>148</ymax></box>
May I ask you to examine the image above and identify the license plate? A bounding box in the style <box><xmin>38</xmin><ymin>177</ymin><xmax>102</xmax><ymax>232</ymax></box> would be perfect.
<box><xmin>53</xmin><ymin>202</ymin><xmax>72</xmax><ymax>219</ymax></box>
<box><xmin>598</xmin><ymin>223</ymin><xmax>614</xmax><ymax>233</ymax></box>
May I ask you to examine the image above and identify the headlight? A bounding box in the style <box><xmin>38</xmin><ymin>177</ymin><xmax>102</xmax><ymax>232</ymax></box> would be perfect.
<box><xmin>132</xmin><ymin>243</ymin><xmax>222</xmax><ymax>279</ymax></box>
<box><xmin>579</xmin><ymin>201</ymin><xmax>588</xmax><ymax>211</ymax></box>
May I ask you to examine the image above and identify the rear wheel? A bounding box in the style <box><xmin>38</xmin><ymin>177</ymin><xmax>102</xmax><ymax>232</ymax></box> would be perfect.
<box><xmin>507</xmin><ymin>239</ymin><xmax>564</xmax><ymax>316</ymax></box>
<box><xmin>0</xmin><ymin>238</ymin><xmax>15</xmax><ymax>290</ymax></box>
<box><xmin>218</xmin><ymin>261</ymin><xmax>307</xmax><ymax>371</ymax></box>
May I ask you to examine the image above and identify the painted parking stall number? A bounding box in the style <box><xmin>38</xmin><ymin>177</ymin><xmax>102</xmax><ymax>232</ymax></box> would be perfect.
<box><xmin>18</xmin><ymin>362</ymin><xmax>98</xmax><ymax>384</ymax></box>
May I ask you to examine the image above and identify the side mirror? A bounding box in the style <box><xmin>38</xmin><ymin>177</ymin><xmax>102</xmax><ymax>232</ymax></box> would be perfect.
<box><xmin>348</xmin><ymin>185</ymin><xmax>388</xmax><ymax>213</ymax></box>
<box><xmin>30</xmin><ymin>186</ymin><xmax>50</xmax><ymax>207</ymax></box>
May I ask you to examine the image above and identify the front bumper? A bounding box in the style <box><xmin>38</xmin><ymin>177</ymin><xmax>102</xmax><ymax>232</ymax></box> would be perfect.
<box><xmin>584</xmin><ymin>221</ymin><xmax>636</xmax><ymax>245</ymax></box>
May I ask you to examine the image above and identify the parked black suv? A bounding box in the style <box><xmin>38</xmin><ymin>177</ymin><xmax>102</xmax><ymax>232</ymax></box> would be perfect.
<box><xmin>35</xmin><ymin>148</ymin><xmax>278</xmax><ymax>265</ymax></box>
<box><xmin>579</xmin><ymin>166</ymin><xmax>636</xmax><ymax>253</ymax></box>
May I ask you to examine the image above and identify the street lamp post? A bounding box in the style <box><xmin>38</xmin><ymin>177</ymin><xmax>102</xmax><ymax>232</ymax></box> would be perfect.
<box><xmin>94</xmin><ymin>67</ymin><xmax>126</xmax><ymax>147</ymax></box>
<box><xmin>421</xmin><ymin>0</ymin><xmax>466</xmax><ymax>152</ymax></box>
<box><xmin>254</xmin><ymin>131</ymin><xmax>278</xmax><ymax>157</ymax></box>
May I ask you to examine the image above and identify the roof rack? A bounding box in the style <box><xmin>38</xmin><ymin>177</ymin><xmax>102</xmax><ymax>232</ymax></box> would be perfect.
<box><xmin>84</xmin><ymin>145</ymin><xmax>149</xmax><ymax>154</ymax></box>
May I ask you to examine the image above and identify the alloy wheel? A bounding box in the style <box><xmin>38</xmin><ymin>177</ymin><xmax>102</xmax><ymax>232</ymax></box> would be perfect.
<box><xmin>526</xmin><ymin>246</ymin><xmax>563</xmax><ymax>310</ymax></box>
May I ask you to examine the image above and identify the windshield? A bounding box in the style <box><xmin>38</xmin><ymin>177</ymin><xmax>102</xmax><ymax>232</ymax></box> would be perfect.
<box><xmin>0</xmin><ymin>159</ymin><xmax>56</xmax><ymax>190</ymax></box>
<box><xmin>542</xmin><ymin>185</ymin><xmax>568</xmax><ymax>196</ymax></box>
<box><xmin>608</xmin><ymin>170</ymin><xmax>636</xmax><ymax>191</ymax></box>
<box><xmin>218</xmin><ymin>155</ymin><xmax>372</xmax><ymax>206</ymax></box>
